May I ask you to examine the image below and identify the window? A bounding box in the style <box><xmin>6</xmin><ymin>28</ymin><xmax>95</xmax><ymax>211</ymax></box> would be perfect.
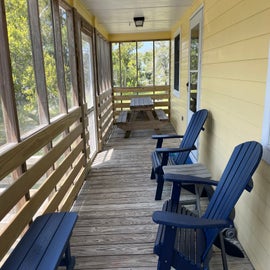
<box><xmin>174</xmin><ymin>33</ymin><xmax>180</xmax><ymax>94</ymax></box>
<box><xmin>138</xmin><ymin>41</ymin><xmax>153</xmax><ymax>86</ymax></box>
<box><xmin>81</xmin><ymin>32</ymin><xmax>98</xmax><ymax>158</ymax></box>
<box><xmin>60</xmin><ymin>5</ymin><xmax>77</xmax><ymax>109</ymax></box>
<box><xmin>82</xmin><ymin>33</ymin><xmax>94</xmax><ymax>109</ymax></box>
<box><xmin>0</xmin><ymin>0</ymin><xmax>79</xmax><ymax>149</ymax></box>
<box><xmin>155</xmin><ymin>40</ymin><xmax>170</xmax><ymax>86</ymax></box>
<box><xmin>39</xmin><ymin>0</ymin><xmax>59</xmax><ymax>119</ymax></box>
<box><xmin>112</xmin><ymin>40</ymin><xmax>170</xmax><ymax>87</ymax></box>
<box><xmin>120</xmin><ymin>42</ymin><xmax>136</xmax><ymax>87</ymax></box>
<box><xmin>262</xmin><ymin>43</ymin><xmax>270</xmax><ymax>164</ymax></box>
<box><xmin>5</xmin><ymin>0</ymin><xmax>39</xmax><ymax>135</ymax></box>
<box><xmin>112</xmin><ymin>43</ymin><xmax>120</xmax><ymax>87</ymax></box>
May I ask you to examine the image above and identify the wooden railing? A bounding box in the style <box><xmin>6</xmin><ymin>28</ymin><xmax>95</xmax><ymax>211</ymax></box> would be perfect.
<box><xmin>113</xmin><ymin>86</ymin><xmax>170</xmax><ymax>120</ymax></box>
<box><xmin>97</xmin><ymin>88</ymin><xmax>114</xmax><ymax>146</ymax></box>
<box><xmin>0</xmin><ymin>107</ymin><xmax>89</xmax><ymax>261</ymax></box>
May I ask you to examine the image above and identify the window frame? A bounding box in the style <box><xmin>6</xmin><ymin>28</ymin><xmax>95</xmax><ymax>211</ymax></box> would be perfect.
<box><xmin>262</xmin><ymin>43</ymin><xmax>270</xmax><ymax>164</ymax></box>
<box><xmin>173</xmin><ymin>30</ymin><xmax>181</xmax><ymax>97</ymax></box>
<box><xmin>112</xmin><ymin>40</ymin><xmax>170</xmax><ymax>88</ymax></box>
<box><xmin>0</xmin><ymin>0</ymin><xmax>79</xmax><ymax>149</ymax></box>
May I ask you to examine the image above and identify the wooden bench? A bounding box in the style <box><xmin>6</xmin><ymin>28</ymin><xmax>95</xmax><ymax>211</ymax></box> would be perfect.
<box><xmin>1</xmin><ymin>212</ymin><xmax>78</xmax><ymax>270</ymax></box>
<box><xmin>154</xmin><ymin>109</ymin><xmax>168</xmax><ymax>121</ymax></box>
<box><xmin>116</xmin><ymin>110</ymin><xmax>128</xmax><ymax>124</ymax></box>
<box><xmin>116</xmin><ymin>107</ymin><xmax>168</xmax><ymax>138</ymax></box>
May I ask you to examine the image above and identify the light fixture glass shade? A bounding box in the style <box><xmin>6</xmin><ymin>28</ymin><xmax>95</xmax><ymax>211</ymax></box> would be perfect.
<box><xmin>134</xmin><ymin>17</ymin><xmax>144</xmax><ymax>27</ymax></box>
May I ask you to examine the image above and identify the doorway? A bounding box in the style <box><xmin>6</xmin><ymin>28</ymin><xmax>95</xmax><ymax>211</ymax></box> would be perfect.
<box><xmin>187</xmin><ymin>8</ymin><xmax>203</xmax><ymax>161</ymax></box>
<box><xmin>81</xmin><ymin>32</ymin><xmax>98</xmax><ymax>160</ymax></box>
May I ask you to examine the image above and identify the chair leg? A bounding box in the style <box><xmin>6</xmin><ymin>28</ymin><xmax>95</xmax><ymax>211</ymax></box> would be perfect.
<box><xmin>156</xmin><ymin>225</ymin><xmax>176</xmax><ymax>270</ymax></box>
<box><xmin>219</xmin><ymin>231</ymin><xmax>228</xmax><ymax>270</ymax></box>
<box><xmin>60</xmin><ymin>242</ymin><xmax>75</xmax><ymax>270</ymax></box>
<box><xmin>157</xmin><ymin>259</ymin><xmax>171</xmax><ymax>270</ymax></box>
<box><xmin>155</xmin><ymin>176</ymin><xmax>164</xmax><ymax>200</ymax></box>
<box><xmin>171</xmin><ymin>182</ymin><xmax>181</xmax><ymax>203</ymax></box>
<box><xmin>151</xmin><ymin>168</ymin><xmax>156</xmax><ymax>179</ymax></box>
<box><xmin>194</xmin><ymin>184</ymin><xmax>202</xmax><ymax>216</ymax></box>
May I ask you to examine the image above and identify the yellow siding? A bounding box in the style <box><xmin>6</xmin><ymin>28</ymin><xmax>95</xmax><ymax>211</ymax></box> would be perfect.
<box><xmin>170</xmin><ymin>0</ymin><xmax>270</xmax><ymax>269</ymax></box>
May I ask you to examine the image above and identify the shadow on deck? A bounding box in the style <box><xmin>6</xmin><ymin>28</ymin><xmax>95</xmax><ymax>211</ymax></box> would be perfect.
<box><xmin>71</xmin><ymin>123</ymin><xmax>254</xmax><ymax>269</ymax></box>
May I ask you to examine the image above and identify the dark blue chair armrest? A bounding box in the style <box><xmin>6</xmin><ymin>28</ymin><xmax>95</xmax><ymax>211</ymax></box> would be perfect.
<box><xmin>164</xmin><ymin>173</ymin><xmax>217</xmax><ymax>185</ymax></box>
<box><xmin>152</xmin><ymin>134</ymin><xmax>184</xmax><ymax>148</ymax></box>
<box><xmin>152</xmin><ymin>134</ymin><xmax>184</xmax><ymax>139</ymax></box>
<box><xmin>156</xmin><ymin>145</ymin><xmax>197</xmax><ymax>154</ymax></box>
<box><xmin>153</xmin><ymin>211</ymin><xmax>230</xmax><ymax>229</ymax></box>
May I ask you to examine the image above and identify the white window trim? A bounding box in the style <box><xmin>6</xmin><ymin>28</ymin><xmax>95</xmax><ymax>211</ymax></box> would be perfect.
<box><xmin>262</xmin><ymin>42</ymin><xmax>270</xmax><ymax>164</ymax></box>
<box><xmin>173</xmin><ymin>29</ymin><xmax>181</xmax><ymax>98</ymax></box>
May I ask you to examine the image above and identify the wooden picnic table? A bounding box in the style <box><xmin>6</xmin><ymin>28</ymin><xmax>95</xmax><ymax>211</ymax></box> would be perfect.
<box><xmin>129</xmin><ymin>97</ymin><xmax>155</xmax><ymax>122</ymax></box>
<box><xmin>116</xmin><ymin>97</ymin><xmax>168</xmax><ymax>138</ymax></box>
<box><xmin>130</xmin><ymin>96</ymin><xmax>154</xmax><ymax>110</ymax></box>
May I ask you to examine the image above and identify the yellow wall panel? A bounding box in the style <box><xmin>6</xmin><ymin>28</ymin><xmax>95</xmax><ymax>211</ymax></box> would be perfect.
<box><xmin>235</xmin><ymin>194</ymin><xmax>270</xmax><ymax>270</ymax></box>
<box><xmin>204</xmin><ymin>0</ymin><xmax>242</xmax><ymax>28</ymax></box>
<box><xmin>203</xmin><ymin>34</ymin><xmax>270</xmax><ymax>64</ymax></box>
<box><xmin>201</xmin><ymin>78</ymin><xmax>265</xmax><ymax>105</ymax></box>
<box><xmin>202</xmin><ymin>59</ymin><xmax>268</xmax><ymax>82</ymax></box>
<box><xmin>204</xmin><ymin>0</ymin><xmax>270</xmax><ymax>39</ymax></box>
<box><xmin>204</xmin><ymin>8</ymin><xmax>270</xmax><ymax>51</ymax></box>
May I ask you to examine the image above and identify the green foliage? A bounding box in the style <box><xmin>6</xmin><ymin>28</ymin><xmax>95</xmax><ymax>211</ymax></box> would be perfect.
<box><xmin>6</xmin><ymin>0</ymin><xmax>38</xmax><ymax>132</ymax></box>
<box><xmin>120</xmin><ymin>42</ymin><xmax>137</xmax><ymax>87</ymax></box>
<box><xmin>155</xmin><ymin>41</ymin><xmax>170</xmax><ymax>85</ymax></box>
<box><xmin>39</xmin><ymin>0</ymin><xmax>60</xmax><ymax>117</ymax></box>
<box><xmin>112</xmin><ymin>40</ymin><xmax>170</xmax><ymax>87</ymax></box>
<box><xmin>138</xmin><ymin>42</ymin><xmax>153</xmax><ymax>86</ymax></box>
<box><xmin>59</xmin><ymin>6</ymin><xmax>73</xmax><ymax>109</ymax></box>
<box><xmin>5</xmin><ymin>0</ymin><xmax>71</xmax><ymax>134</ymax></box>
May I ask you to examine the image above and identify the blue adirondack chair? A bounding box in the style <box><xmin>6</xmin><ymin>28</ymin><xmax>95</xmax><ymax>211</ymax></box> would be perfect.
<box><xmin>152</xmin><ymin>141</ymin><xmax>262</xmax><ymax>270</ymax></box>
<box><xmin>151</xmin><ymin>109</ymin><xmax>208</xmax><ymax>200</ymax></box>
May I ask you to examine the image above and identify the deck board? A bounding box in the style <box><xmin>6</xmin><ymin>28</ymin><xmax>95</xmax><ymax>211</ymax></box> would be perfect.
<box><xmin>71</xmin><ymin>124</ymin><xmax>254</xmax><ymax>269</ymax></box>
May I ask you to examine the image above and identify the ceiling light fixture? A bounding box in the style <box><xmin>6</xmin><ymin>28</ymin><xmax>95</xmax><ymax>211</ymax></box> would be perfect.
<box><xmin>134</xmin><ymin>17</ymin><xmax>145</xmax><ymax>27</ymax></box>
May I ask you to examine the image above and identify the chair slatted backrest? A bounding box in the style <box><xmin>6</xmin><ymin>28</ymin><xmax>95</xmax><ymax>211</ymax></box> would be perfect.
<box><xmin>174</xmin><ymin>109</ymin><xmax>208</xmax><ymax>164</ymax></box>
<box><xmin>202</xmin><ymin>141</ymin><xmax>262</xmax><ymax>258</ymax></box>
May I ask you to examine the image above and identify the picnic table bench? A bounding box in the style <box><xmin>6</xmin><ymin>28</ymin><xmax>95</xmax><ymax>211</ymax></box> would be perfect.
<box><xmin>116</xmin><ymin>97</ymin><xmax>168</xmax><ymax>137</ymax></box>
<box><xmin>1</xmin><ymin>212</ymin><xmax>78</xmax><ymax>270</ymax></box>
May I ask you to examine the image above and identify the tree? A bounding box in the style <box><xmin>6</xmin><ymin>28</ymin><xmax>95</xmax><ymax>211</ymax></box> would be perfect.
<box><xmin>155</xmin><ymin>41</ymin><xmax>170</xmax><ymax>86</ymax></box>
<box><xmin>112</xmin><ymin>40</ymin><xmax>170</xmax><ymax>88</ymax></box>
<box><xmin>5</xmin><ymin>0</ymin><xmax>38</xmax><ymax>132</ymax></box>
<box><xmin>5</xmin><ymin>0</ymin><xmax>62</xmax><ymax>133</ymax></box>
<box><xmin>120</xmin><ymin>42</ymin><xmax>137</xmax><ymax>87</ymax></box>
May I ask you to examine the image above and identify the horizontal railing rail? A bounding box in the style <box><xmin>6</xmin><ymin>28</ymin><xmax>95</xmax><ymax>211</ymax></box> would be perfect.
<box><xmin>113</xmin><ymin>86</ymin><xmax>170</xmax><ymax>120</ymax></box>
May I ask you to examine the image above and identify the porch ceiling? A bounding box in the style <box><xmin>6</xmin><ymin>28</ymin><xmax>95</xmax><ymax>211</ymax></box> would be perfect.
<box><xmin>80</xmin><ymin>0</ymin><xmax>193</xmax><ymax>34</ymax></box>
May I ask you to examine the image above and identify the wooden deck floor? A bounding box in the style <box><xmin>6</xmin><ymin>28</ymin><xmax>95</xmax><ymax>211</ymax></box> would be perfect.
<box><xmin>71</xmin><ymin>124</ymin><xmax>254</xmax><ymax>270</ymax></box>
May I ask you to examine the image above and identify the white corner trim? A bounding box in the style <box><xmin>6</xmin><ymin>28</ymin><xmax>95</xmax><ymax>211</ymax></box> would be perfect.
<box><xmin>262</xmin><ymin>42</ymin><xmax>270</xmax><ymax>164</ymax></box>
